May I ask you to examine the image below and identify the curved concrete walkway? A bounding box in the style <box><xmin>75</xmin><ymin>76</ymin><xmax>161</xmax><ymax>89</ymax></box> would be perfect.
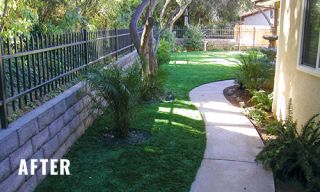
<box><xmin>189</xmin><ymin>80</ymin><xmax>275</xmax><ymax>192</ymax></box>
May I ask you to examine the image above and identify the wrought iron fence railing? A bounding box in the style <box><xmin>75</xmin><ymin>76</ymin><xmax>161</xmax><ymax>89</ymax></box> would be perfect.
<box><xmin>0</xmin><ymin>29</ymin><xmax>142</xmax><ymax>128</ymax></box>
<box><xmin>173</xmin><ymin>26</ymin><xmax>235</xmax><ymax>39</ymax></box>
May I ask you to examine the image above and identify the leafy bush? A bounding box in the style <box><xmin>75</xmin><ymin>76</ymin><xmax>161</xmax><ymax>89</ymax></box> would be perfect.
<box><xmin>183</xmin><ymin>25</ymin><xmax>204</xmax><ymax>51</ymax></box>
<box><xmin>260</xmin><ymin>48</ymin><xmax>277</xmax><ymax>62</ymax></box>
<box><xmin>175</xmin><ymin>44</ymin><xmax>185</xmax><ymax>52</ymax></box>
<box><xmin>257</xmin><ymin>104</ymin><xmax>320</xmax><ymax>191</ymax></box>
<box><xmin>157</xmin><ymin>40</ymin><xmax>172</xmax><ymax>65</ymax></box>
<box><xmin>250</xmin><ymin>90</ymin><xmax>273</xmax><ymax>112</ymax></box>
<box><xmin>162</xmin><ymin>30</ymin><xmax>176</xmax><ymax>49</ymax></box>
<box><xmin>85</xmin><ymin>63</ymin><xmax>141</xmax><ymax>138</ymax></box>
<box><xmin>236</xmin><ymin>50</ymin><xmax>275</xmax><ymax>91</ymax></box>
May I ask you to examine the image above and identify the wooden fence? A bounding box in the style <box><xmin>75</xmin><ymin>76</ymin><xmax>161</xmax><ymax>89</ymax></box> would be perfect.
<box><xmin>234</xmin><ymin>25</ymin><xmax>274</xmax><ymax>48</ymax></box>
<box><xmin>0</xmin><ymin>29</ymin><xmax>142</xmax><ymax>128</ymax></box>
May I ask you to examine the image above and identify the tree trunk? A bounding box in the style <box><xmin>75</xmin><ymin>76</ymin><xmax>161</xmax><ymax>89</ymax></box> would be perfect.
<box><xmin>149</xmin><ymin>29</ymin><xmax>158</xmax><ymax>73</ymax></box>
<box><xmin>130</xmin><ymin>0</ymin><xmax>158</xmax><ymax>76</ymax></box>
<box><xmin>130</xmin><ymin>0</ymin><xmax>190</xmax><ymax>74</ymax></box>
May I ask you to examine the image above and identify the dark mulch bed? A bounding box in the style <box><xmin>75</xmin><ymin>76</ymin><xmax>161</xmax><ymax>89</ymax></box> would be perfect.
<box><xmin>104</xmin><ymin>128</ymin><xmax>151</xmax><ymax>145</ymax></box>
<box><xmin>223</xmin><ymin>84</ymin><xmax>276</xmax><ymax>142</ymax></box>
<box><xmin>223</xmin><ymin>84</ymin><xmax>252</xmax><ymax>108</ymax></box>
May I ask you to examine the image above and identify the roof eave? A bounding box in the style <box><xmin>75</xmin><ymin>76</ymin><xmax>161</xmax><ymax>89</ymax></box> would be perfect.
<box><xmin>252</xmin><ymin>0</ymin><xmax>280</xmax><ymax>7</ymax></box>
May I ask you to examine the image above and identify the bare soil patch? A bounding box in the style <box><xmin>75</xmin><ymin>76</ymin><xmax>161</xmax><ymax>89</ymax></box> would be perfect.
<box><xmin>104</xmin><ymin>128</ymin><xmax>151</xmax><ymax>145</ymax></box>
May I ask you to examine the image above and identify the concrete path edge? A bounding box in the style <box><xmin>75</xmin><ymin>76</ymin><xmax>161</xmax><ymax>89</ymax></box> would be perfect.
<box><xmin>189</xmin><ymin>80</ymin><xmax>275</xmax><ymax>192</ymax></box>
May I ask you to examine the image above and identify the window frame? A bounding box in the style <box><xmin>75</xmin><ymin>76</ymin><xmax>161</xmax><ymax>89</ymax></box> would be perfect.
<box><xmin>297</xmin><ymin>0</ymin><xmax>320</xmax><ymax>77</ymax></box>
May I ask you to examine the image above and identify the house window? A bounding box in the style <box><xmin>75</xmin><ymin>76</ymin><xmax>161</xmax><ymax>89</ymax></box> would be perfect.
<box><xmin>301</xmin><ymin>0</ymin><xmax>320</xmax><ymax>69</ymax></box>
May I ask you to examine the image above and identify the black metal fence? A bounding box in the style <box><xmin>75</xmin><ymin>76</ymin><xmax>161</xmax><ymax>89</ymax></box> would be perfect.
<box><xmin>173</xmin><ymin>26</ymin><xmax>235</xmax><ymax>39</ymax></box>
<box><xmin>0</xmin><ymin>28</ymin><xmax>142</xmax><ymax>128</ymax></box>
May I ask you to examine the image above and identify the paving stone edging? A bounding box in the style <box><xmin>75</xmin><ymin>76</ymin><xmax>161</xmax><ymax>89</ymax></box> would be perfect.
<box><xmin>0</xmin><ymin>51</ymin><xmax>138</xmax><ymax>192</ymax></box>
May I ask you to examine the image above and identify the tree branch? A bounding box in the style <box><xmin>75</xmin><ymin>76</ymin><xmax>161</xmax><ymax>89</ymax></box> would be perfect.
<box><xmin>169</xmin><ymin>4</ymin><xmax>188</xmax><ymax>30</ymax></box>
<box><xmin>160</xmin><ymin>0</ymin><xmax>172</xmax><ymax>27</ymax></box>
<box><xmin>0</xmin><ymin>0</ymin><xmax>9</xmax><ymax>33</ymax></box>
<box><xmin>258</xmin><ymin>7</ymin><xmax>273</xmax><ymax>27</ymax></box>
<box><xmin>154</xmin><ymin>7</ymin><xmax>179</xmax><ymax>52</ymax></box>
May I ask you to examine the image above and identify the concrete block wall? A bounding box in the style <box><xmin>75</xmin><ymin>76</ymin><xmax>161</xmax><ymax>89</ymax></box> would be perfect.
<box><xmin>0</xmin><ymin>51</ymin><xmax>138</xmax><ymax>192</ymax></box>
<box><xmin>176</xmin><ymin>38</ymin><xmax>236</xmax><ymax>50</ymax></box>
<box><xmin>205</xmin><ymin>39</ymin><xmax>236</xmax><ymax>50</ymax></box>
<box><xmin>116</xmin><ymin>50</ymin><xmax>139</xmax><ymax>68</ymax></box>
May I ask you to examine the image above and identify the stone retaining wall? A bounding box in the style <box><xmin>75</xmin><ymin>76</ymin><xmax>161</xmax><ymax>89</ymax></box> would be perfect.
<box><xmin>0</xmin><ymin>51</ymin><xmax>138</xmax><ymax>192</ymax></box>
<box><xmin>176</xmin><ymin>38</ymin><xmax>236</xmax><ymax>50</ymax></box>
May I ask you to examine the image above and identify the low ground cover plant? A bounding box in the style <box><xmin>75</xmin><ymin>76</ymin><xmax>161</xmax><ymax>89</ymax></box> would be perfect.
<box><xmin>246</xmin><ymin>90</ymin><xmax>273</xmax><ymax>125</ymax></box>
<box><xmin>257</xmin><ymin>104</ymin><xmax>320</xmax><ymax>191</ymax></box>
<box><xmin>250</xmin><ymin>90</ymin><xmax>273</xmax><ymax>112</ymax></box>
<box><xmin>247</xmin><ymin>108</ymin><xmax>269</xmax><ymax>126</ymax></box>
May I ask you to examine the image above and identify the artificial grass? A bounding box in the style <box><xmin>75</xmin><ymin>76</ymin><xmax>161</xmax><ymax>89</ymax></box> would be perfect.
<box><xmin>36</xmin><ymin>51</ymin><xmax>239</xmax><ymax>192</ymax></box>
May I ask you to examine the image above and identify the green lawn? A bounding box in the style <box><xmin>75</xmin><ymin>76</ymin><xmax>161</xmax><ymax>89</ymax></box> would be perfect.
<box><xmin>36</xmin><ymin>51</ymin><xmax>239</xmax><ymax>192</ymax></box>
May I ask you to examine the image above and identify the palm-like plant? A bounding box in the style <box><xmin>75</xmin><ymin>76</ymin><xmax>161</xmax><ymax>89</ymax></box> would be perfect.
<box><xmin>85</xmin><ymin>63</ymin><xmax>141</xmax><ymax>138</ymax></box>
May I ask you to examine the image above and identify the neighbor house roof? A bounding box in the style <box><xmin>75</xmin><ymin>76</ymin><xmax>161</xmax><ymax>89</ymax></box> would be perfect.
<box><xmin>240</xmin><ymin>8</ymin><xmax>271</xmax><ymax>20</ymax></box>
<box><xmin>252</xmin><ymin>0</ymin><xmax>280</xmax><ymax>7</ymax></box>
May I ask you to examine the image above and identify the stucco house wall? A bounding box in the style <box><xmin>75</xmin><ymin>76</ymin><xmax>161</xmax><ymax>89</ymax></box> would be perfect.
<box><xmin>273</xmin><ymin>0</ymin><xmax>320</xmax><ymax>127</ymax></box>
<box><xmin>242</xmin><ymin>9</ymin><xmax>274</xmax><ymax>26</ymax></box>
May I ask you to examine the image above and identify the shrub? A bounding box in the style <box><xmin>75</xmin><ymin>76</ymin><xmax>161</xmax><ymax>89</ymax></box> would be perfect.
<box><xmin>236</xmin><ymin>50</ymin><xmax>275</xmax><ymax>91</ymax></box>
<box><xmin>175</xmin><ymin>44</ymin><xmax>185</xmax><ymax>52</ymax></box>
<box><xmin>260</xmin><ymin>48</ymin><xmax>277</xmax><ymax>62</ymax></box>
<box><xmin>157</xmin><ymin>39</ymin><xmax>172</xmax><ymax>65</ymax></box>
<box><xmin>162</xmin><ymin>30</ymin><xmax>176</xmax><ymax>49</ymax></box>
<box><xmin>183</xmin><ymin>25</ymin><xmax>204</xmax><ymax>51</ymax></box>
<box><xmin>85</xmin><ymin>63</ymin><xmax>141</xmax><ymax>138</ymax></box>
<box><xmin>141</xmin><ymin>69</ymin><xmax>166</xmax><ymax>102</ymax></box>
<box><xmin>250</xmin><ymin>90</ymin><xmax>273</xmax><ymax>112</ymax></box>
<box><xmin>256</xmin><ymin>104</ymin><xmax>320</xmax><ymax>191</ymax></box>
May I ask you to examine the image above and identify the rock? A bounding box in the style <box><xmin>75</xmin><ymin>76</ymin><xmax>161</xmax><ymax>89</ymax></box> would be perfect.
<box><xmin>226</xmin><ymin>89</ymin><xmax>234</xmax><ymax>96</ymax></box>
<box><xmin>165</xmin><ymin>92</ymin><xmax>175</xmax><ymax>101</ymax></box>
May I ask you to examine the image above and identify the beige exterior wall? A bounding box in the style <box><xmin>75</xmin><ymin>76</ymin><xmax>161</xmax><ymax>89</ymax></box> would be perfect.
<box><xmin>273</xmin><ymin>0</ymin><xmax>320</xmax><ymax>127</ymax></box>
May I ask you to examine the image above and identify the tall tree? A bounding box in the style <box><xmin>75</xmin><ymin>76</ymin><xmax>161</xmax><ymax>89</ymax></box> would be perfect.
<box><xmin>187</xmin><ymin>0</ymin><xmax>252</xmax><ymax>26</ymax></box>
<box><xmin>130</xmin><ymin>0</ymin><xmax>191</xmax><ymax>76</ymax></box>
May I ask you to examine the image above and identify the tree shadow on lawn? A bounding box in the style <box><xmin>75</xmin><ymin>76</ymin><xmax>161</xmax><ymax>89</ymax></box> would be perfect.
<box><xmin>171</xmin><ymin>51</ymin><xmax>241</xmax><ymax>61</ymax></box>
<box><xmin>36</xmin><ymin>100</ymin><xmax>206</xmax><ymax>192</ymax></box>
<box><xmin>163</xmin><ymin>64</ymin><xmax>237</xmax><ymax>100</ymax></box>
<box><xmin>36</xmin><ymin>51</ymin><xmax>238</xmax><ymax>192</ymax></box>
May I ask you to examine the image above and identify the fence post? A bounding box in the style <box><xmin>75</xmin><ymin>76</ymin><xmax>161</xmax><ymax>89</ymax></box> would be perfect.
<box><xmin>0</xmin><ymin>38</ymin><xmax>8</xmax><ymax>128</ymax></box>
<box><xmin>83</xmin><ymin>29</ymin><xmax>89</xmax><ymax>65</ymax></box>
<box><xmin>115</xmin><ymin>28</ymin><xmax>119</xmax><ymax>60</ymax></box>
<box><xmin>253</xmin><ymin>27</ymin><xmax>256</xmax><ymax>48</ymax></box>
<box><xmin>238</xmin><ymin>25</ymin><xmax>241</xmax><ymax>51</ymax></box>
